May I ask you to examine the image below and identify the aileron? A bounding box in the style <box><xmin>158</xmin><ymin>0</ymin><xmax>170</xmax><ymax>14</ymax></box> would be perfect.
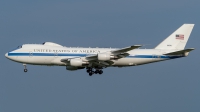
<box><xmin>111</xmin><ymin>45</ymin><xmax>142</xmax><ymax>54</ymax></box>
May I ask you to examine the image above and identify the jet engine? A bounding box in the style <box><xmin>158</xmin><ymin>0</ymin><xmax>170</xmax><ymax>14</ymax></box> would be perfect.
<box><xmin>98</xmin><ymin>53</ymin><xmax>116</xmax><ymax>61</ymax></box>
<box><xmin>66</xmin><ymin>66</ymin><xmax>85</xmax><ymax>71</ymax></box>
<box><xmin>70</xmin><ymin>59</ymin><xmax>88</xmax><ymax>67</ymax></box>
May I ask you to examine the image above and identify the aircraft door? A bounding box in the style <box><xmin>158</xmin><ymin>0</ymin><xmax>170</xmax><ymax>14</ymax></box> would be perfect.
<box><xmin>152</xmin><ymin>54</ymin><xmax>159</xmax><ymax>60</ymax></box>
<box><xmin>152</xmin><ymin>50</ymin><xmax>161</xmax><ymax>60</ymax></box>
<box><xmin>152</xmin><ymin>54</ymin><xmax>161</xmax><ymax>60</ymax></box>
<box><xmin>29</xmin><ymin>51</ymin><xmax>33</xmax><ymax>58</ymax></box>
<box><xmin>54</xmin><ymin>52</ymin><xmax>58</xmax><ymax>58</ymax></box>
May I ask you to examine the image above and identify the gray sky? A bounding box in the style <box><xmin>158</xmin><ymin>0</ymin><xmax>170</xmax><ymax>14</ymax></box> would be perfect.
<box><xmin>1</xmin><ymin>0</ymin><xmax>200</xmax><ymax>112</ymax></box>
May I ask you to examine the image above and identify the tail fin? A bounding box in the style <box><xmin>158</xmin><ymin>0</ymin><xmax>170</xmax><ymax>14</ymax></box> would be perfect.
<box><xmin>155</xmin><ymin>24</ymin><xmax>194</xmax><ymax>50</ymax></box>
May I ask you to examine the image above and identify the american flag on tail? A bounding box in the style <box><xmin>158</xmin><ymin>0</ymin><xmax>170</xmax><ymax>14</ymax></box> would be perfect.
<box><xmin>176</xmin><ymin>34</ymin><xmax>184</xmax><ymax>40</ymax></box>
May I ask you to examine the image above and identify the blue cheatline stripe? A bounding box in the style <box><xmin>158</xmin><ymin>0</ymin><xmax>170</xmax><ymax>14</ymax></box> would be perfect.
<box><xmin>8</xmin><ymin>53</ymin><xmax>88</xmax><ymax>57</ymax></box>
<box><xmin>128</xmin><ymin>55</ymin><xmax>182</xmax><ymax>59</ymax></box>
<box><xmin>8</xmin><ymin>52</ymin><xmax>183</xmax><ymax>59</ymax></box>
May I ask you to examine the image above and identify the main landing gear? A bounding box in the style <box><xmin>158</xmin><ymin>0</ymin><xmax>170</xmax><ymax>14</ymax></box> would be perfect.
<box><xmin>23</xmin><ymin>64</ymin><xmax>28</xmax><ymax>72</ymax></box>
<box><xmin>86</xmin><ymin>67</ymin><xmax>103</xmax><ymax>76</ymax></box>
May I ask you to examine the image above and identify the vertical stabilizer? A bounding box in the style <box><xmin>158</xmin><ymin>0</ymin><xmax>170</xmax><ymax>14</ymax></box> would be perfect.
<box><xmin>155</xmin><ymin>24</ymin><xmax>194</xmax><ymax>50</ymax></box>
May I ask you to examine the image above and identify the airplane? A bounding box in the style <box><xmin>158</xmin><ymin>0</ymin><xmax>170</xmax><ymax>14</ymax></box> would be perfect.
<box><xmin>5</xmin><ymin>24</ymin><xmax>195</xmax><ymax>76</ymax></box>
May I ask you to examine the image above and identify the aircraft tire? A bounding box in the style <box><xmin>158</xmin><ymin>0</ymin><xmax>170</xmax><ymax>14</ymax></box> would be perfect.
<box><xmin>24</xmin><ymin>69</ymin><xmax>28</xmax><ymax>72</ymax></box>
<box><xmin>94</xmin><ymin>70</ymin><xmax>99</xmax><ymax>74</ymax></box>
<box><xmin>89</xmin><ymin>73</ymin><xmax>93</xmax><ymax>76</ymax></box>
<box><xmin>99</xmin><ymin>70</ymin><xmax>103</xmax><ymax>74</ymax></box>
<box><xmin>87</xmin><ymin>70</ymin><xmax>90</xmax><ymax>73</ymax></box>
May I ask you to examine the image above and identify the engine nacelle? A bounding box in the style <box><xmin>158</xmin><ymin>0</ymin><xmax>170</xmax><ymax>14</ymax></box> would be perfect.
<box><xmin>70</xmin><ymin>59</ymin><xmax>88</xmax><ymax>67</ymax></box>
<box><xmin>98</xmin><ymin>53</ymin><xmax>116</xmax><ymax>61</ymax></box>
<box><xmin>66</xmin><ymin>66</ymin><xmax>85</xmax><ymax>71</ymax></box>
<box><xmin>70</xmin><ymin>59</ymin><xmax>83</xmax><ymax>66</ymax></box>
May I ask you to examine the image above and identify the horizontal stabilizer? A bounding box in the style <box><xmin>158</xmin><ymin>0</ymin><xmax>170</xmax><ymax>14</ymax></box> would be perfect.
<box><xmin>164</xmin><ymin>48</ymin><xmax>194</xmax><ymax>55</ymax></box>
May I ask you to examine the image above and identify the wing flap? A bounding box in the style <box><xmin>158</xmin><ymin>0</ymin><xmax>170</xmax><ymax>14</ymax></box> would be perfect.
<box><xmin>61</xmin><ymin>58</ymin><xmax>71</xmax><ymax>62</ymax></box>
<box><xmin>85</xmin><ymin>55</ymin><xmax>97</xmax><ymax>60</ymax></box>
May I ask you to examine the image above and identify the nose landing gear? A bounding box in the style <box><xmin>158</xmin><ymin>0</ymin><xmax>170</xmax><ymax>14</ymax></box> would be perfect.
<box><xmin>23</xmin><ymin>64</ymin><xmax>28</xmax><ymax>72</ymax></box>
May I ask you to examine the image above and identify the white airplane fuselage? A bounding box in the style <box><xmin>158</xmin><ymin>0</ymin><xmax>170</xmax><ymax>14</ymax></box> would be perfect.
<box><xmin>5</xmin><ymin>24</ymin><xmax>195</xmax><ymax>75</ymax></box>
<box><xmin>5</xmin><ymin>44</ymin><xmax>182</xmax><ymax>67</ymax></box>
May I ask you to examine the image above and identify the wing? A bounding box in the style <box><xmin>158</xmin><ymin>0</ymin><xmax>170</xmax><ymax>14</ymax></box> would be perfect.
<box><xmin>85</xmin><ymin>45</ymin><xmax>142</xmax><ymax>60</ymax></box>
<box><xmin>61</xmin><ymin>45</ymin><xmax>142</xmax><ymax>67</ymax></box>
<box><xmin>111</xmin><ymin>45</ymin><xmax>142</xmax><ymax>54</ymax></box>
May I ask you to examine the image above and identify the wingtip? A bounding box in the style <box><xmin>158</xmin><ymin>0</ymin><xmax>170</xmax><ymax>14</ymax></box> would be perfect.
<box><xmin>189</xmin><ymin>48</ymin><xmax>195</xmax><ymax>50</ymax></box>
<box><xmin>132</xmin><ymin>45</ymin><xmax>142</xmax><ymax>47</ymax></box>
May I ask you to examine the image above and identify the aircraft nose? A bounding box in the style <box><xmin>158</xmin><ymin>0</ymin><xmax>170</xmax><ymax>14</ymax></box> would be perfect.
<box><xmin>5</xmin><ymin>53</ymin><xmax>8</xmax><ymax>58</ymax></box>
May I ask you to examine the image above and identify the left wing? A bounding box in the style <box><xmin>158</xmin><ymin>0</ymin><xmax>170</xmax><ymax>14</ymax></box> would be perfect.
<box><xmin>111</xmin><ymin>45</ymin><xmax>142</xmax><ymax>54</ymax></box>
<box><xmin>61</xmin><ymin>45</ymin><xmax>142</xmax><ymax>67</ymax></box>
<box><xmin>85</xmin><ymin>45</ymin><xmax>142</xmax><ymax>60</ymax></box>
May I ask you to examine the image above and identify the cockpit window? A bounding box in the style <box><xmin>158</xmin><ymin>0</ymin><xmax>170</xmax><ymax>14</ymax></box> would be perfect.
<box><xmin>9</xmin><ymin>45</ymin><xmax>22</xmax><ymax>52</ymax></box>
<box><xmin>9</xmin><ymin>45</ymin><xmax>23</xmax><ymax>52</ymax></box>
<box><xmin>17</xmin><ymin>46</ymin><xmax>22</xmax><ymax>48</ymax></box>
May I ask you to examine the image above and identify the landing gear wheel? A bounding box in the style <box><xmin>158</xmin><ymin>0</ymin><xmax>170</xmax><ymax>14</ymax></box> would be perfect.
<box><xmin>24</xmin><ymin>69</ymin><xmax>28</xmax><ymax>72</ymax></box>
<box><xmin>88</xmin><ymin>69</ymin><xmax>95</xmax><ymax>76</ymax></box>
<box><xmin>99</xmin><ymin>70</ymin><xmax>103</xmax><ymax>74</ymax></box>
<box><xmin>86</xmin><ymin>67</ymin><xmax>93</xmax><ymax>73</ymax></box>
<box><xmin>23</xmin><ymin>64</ymin><xmax>28</xmax><ymax>73</ymax></box>
<box><xmin>87</xmin><ymin>69</ymin><xmax>90</xmax><ymax>73</ymax></box>
<box><xmin>89</xmin><ymin>73</ymin><xmax>92</xmax><ymax>76</ymax></box>
<box><xmin>94</xmin><ymin>70</ymin><xmax>98</xmax><ymax>74</ymax></box>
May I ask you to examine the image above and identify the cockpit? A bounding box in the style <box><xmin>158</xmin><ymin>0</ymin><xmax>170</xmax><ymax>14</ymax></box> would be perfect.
<box><xmin>14</xmin><ymin>45</ymin><xmax>22</xmax><ymax>50</ymax></box>
<box><xmin>17</xmin><ymin>45</ymin><xmax>22</xmax><ymax>49</ymax></box>
<box><xmin>42</xmin><ymin>42</ymin><xmax>63</xmax><ymax>47</ymax></box>
<box><xmin>9</xmin><ymin>45</ymin><xmax>23</xmax><ymax>52</ymax></box>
